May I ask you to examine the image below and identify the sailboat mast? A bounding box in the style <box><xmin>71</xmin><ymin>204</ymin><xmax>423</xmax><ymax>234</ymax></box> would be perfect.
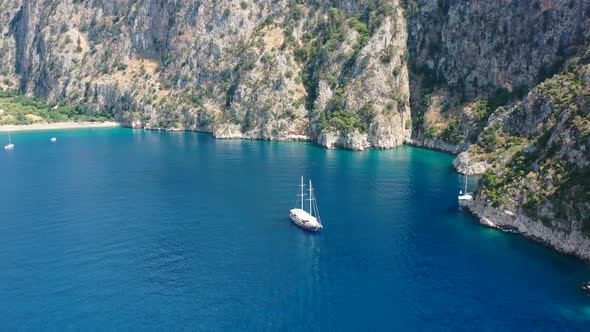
<box><xmin>309</xmin><ymin>180</ymin><xmax>313</xmax><ymax>215</ymax></box>
<box><xmin>464</xmin><ymin>174</ymin><xmax>468</xmax><ymax>193</ymax></box>
<box><xmin>300</xmin><ymin>176</ymin><xmax>304</xmax><ymax>210</ymax></box>
<box><xmin>8</xmin><ymin>132</ymin><xmax>11</xmax><ymax>144</ymax></box>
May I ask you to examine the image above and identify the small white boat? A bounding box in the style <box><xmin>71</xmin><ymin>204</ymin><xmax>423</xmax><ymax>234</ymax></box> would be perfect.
<box><xmin>50</xmin><ymin>137</ymin><xmax>57</xmax><ymax>142</ymax></box>
<box><xmin>4</xmin><ymin>132</ymin><xmax>14</xmax><ymax>150</ymax></box>
<box><xmin>290</xmin><ymin>176</ymin><xmax>323</xmax><ymax>231</ymax></box>
<box><xmin>458</xmin><ymin>173</ymin><xmax>473</xmax><ymax>206</ymax></box>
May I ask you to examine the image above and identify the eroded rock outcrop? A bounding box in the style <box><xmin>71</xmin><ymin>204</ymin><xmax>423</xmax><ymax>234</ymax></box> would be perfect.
<box><xmin>464</xmin><ymin>61</ymin><xmax>590</xmax><ymax>260</ymax></box>
<box><xmin>407</xmin><ymin>0</ymin><xmax>590</xmax><ymax>154</ymax></box>
<box><xmin>465</xmin><ymin>200</ymin><xmax>590</xmax><ymax>261</ymax></box>
<box><xmin>400</xmin><ymin>0</ymin><xmax>590</xmax><ymax>259</ymax></box>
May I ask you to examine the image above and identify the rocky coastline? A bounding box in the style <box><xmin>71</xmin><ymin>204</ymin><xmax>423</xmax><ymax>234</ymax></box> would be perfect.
<box><xmin>1</xmin><ymin>0</ymin><xmax>588</xmax><ymax>264</ymax></box>
<box><xmin>5</xmin><ymin>117</ymin><xmax>589</xmax><ymax>263</ymax></box>
<box><xmin>464</xmin><ymin>200</ymin><xmax>590</xmax><ymax>262</ymax></box>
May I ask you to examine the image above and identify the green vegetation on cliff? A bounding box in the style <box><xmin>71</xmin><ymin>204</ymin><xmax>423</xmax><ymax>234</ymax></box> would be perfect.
<box><xmin>0</xmin><ymin>89</ymin><xmax>113</xmax><ymax>125</ymax></box>
<box><xmin>477</xmin><ymin>58</ymin><xmax>590</xmax><ymax>234</ymax></box>
<box><xmin>293</xmin><ymin>2</ymin><xmax>399</xmax><ymax>135</ymax></box>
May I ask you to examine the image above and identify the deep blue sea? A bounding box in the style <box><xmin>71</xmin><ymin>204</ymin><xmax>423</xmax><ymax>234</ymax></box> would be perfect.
<box><xmin>1</xmin><ymin>128</ymin><xmax>590</xmax><ymax>331</ymax></box>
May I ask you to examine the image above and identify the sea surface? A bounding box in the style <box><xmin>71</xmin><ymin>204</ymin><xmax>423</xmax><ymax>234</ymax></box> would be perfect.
<box><xmin>1</xmin><ymin>128</ymin><xmax>590</xmax><ymax>331</ymax></box>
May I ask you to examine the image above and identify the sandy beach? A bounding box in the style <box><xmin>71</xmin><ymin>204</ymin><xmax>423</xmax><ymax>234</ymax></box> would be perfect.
<box><xmin>0</xmin><ymin>121</ymin><xmax>120</xmax><ymax>132</ymax></box>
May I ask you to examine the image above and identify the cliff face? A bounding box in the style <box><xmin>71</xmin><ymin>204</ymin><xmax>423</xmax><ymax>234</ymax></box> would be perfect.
<box><xmin>407</xmin><ymin>0</ymin><xmax>590</xmax><ymax>151</ymax></box>
<box><xmin>469</xmin><ymin>60</ymin><xmax>589</xmax><ymax>247</ymax></box>
<box><xmin>453</xmin><ymin>60</ymin><xmax>590</xmax><ymax>258</ymax></box>
<box><xmin>403</xmin><ymin>0</ymin><xmax>590</xmax><ymax>259</ymax></box>
<box><xmin>0</xmin><ymin>0</ymin><xmax>411</xmax><ymax>149</ymax></box>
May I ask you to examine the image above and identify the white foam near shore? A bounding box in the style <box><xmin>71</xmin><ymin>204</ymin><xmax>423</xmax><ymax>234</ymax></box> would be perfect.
<box><xmin>0</xmin><ymin>121</ymin><xmax>120</xmax><ymax>132</ymax></box>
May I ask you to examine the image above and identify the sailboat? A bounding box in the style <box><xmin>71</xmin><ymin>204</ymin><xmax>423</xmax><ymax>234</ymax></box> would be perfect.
<box><xmin>290</xmin><ymin>176</ymin><xmax>323</xmax><ymax>231</ymax></box>
<box><xmin>4</xmin><ymin>132</ymin><xmax>14</xmax><ymax>150</ymax></box>
<box><xmin>458</xmin><ymin>173</ymin><xmax>473</xmax><ymax>205</ymax></box>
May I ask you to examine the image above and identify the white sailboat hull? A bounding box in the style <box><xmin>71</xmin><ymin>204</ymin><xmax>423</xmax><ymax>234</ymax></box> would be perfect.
<box><xmin>290</xmin><ymin>208</ymin><xmax>322</xmax><ymax>231</ymax></box>
<box><xmin>458</xmin><ymin>193</ymin><xmax>473</xmax><ymax>206</ymax></box>
<box><xmin>459</xmin><ymin>173</ymin><xmax>473</xmax><ymax>206</ymax></box>
<box><xmin>4</xmin><ymin>143</ymin><xmax>14</xmax><ymax>150</ymax></box>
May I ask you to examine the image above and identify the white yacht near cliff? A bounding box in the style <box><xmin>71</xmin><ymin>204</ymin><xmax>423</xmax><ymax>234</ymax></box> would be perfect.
<box><xmin>290</xmin><ymin>176</ymin><xmax>323</xmax><ymax>231</ymax></box>
<box><xmin>458</xmin><ymin>174</ymin><xmax>473</xmax><ymax>206</ymax></box>
<box><xmin>4</xmin><ymin>132</ymin><xmax>14</xmax><ymax>150</ymax></box>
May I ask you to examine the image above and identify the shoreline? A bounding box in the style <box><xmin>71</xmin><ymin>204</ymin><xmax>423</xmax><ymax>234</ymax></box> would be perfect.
<box><xmin>464</xmin><ymin>200</ymin><xmax>590</xmax><ymax>262</ymax></box>
<box><xmin>0</xmin><ymin>121</ymin><xmax>120</xmax><ymax>132</ymax></box>
<box><xmin>3</xmin><ymin>122</ymin><xmax>588</xmax><ymax>263</ymax></box>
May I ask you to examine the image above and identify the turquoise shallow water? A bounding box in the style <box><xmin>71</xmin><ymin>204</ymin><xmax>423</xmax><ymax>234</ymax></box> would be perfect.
<box><xmin>1</xmin><ymin>128</ymin><xmax>590</xmax><ymax>330</ymax></box>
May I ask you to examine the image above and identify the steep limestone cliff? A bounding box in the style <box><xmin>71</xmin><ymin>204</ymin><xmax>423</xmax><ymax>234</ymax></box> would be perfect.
<box><xmin>466</xmin><ymin>59</ymin><xmax>590</xmax><ymax>257</ymax></box>
<box><xmin>0</xmin><ymin>0</ymin><xmax>411</xmax><ymax>149</ymax></box>
<box><xmin>403</xmin><ymin>0</ymin><xmax>590</xmax><ymax>260</ymax></box>
<box><xmin>407</xmin><ymin>0</ymin><xmax>590</xmax><ymax>153</ymax></box>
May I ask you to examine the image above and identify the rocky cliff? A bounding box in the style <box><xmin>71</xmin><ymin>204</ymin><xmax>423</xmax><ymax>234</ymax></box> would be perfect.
<box><xmin>404</xmin><ymin>0</ymin><xmax>590</xmax><ymax>259</ymax></box>
<box><xmin>465</xmin><ymin>60</ymin><xmax>590</xmax><ymax>257</ymax></box>
<box><xmin>407</xmin><ymin>0</ymin><xmax>589</xmax><ymax>151</ymax></box>
<box><xmin>1</xmin><ymin>0</ymin><xmax>589</xmax><ymax>257</ymax></box>
<box><xmin>0</xmin><ymin>0</ymin><xmax>411</xmax><ymax>149</ymax></box>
